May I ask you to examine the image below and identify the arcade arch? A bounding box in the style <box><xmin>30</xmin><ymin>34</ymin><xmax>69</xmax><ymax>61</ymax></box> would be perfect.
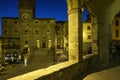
<box><xmin>67</xmin><ymin>0</ymin><xmax>120</xmax><ymax>64</ymax></box>
<box><xmin>5</xmin><ymin>1</ymin><xmax>120</xmax><ymax>80</ymax></box>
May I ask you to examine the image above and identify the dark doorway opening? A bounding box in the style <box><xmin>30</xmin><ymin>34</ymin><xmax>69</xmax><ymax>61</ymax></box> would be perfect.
<box><xmin>42</xmin><ymin>42</ymin><xmax>46</xmax><ymax>48</ymax></box>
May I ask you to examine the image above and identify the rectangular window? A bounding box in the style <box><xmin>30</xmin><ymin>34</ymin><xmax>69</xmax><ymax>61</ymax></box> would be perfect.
<box><xmin>116</xmin><ymin>20</ymin><xmax>119</xmax><ymax>26</ymax></box>
<box><xmin>25</xmin><ymin>30</ymin><xmax>28</xmax><ymax>35</ymax></box>
<box><xmin>4</xmin><ymin>30</ymin><xmax>8</xmax><ymax>34</ymax></box>
<box><xmin>115</xmin><ymin>30</ymin><xmax>119</xmax><ymax>37</ymax></box>
<box><xmin>87</xmin><ymin>35</ymin><xmax>91</xmax><ymax>39</ymax></box>
<box><xmin>87</xmin><ymin>26</ymin><xmax>91</xmax><ymax>30</ymax></box>
<box><xmin>35</xmin><ymin>30</ymin><xmax>38</xmax><ymax>35</ymax></box>
<box><xmin>25</xmin><ymin>41</ymin><xmax>28</xmax><ymax>44</ymax></box>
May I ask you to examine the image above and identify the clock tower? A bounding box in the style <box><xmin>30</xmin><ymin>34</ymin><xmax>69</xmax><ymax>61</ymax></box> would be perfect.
<box><xmin>18</xmin><ymin>0</ymin><xmax>35</xmax><ymax>21</ymax></box>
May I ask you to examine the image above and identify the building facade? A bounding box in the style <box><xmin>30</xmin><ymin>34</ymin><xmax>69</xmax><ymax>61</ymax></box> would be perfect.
<box><xmin>83</xmin><ymin>22</ymin><xmax>92</xmax><ymax>55</ymax></box>
<box><xmin>55</xmin><ymin>21</ymin><xmax>68</xmax><ymax>50</ymax></box>
<box><xmin>112</xmin><ymin>13</ymin><xmax>120</xmax><ymax>44</ymax></box>
<box><xmin>1</xmin><ymin>0</ymin><xmax>68</xmax><ymax>61</ymax></box>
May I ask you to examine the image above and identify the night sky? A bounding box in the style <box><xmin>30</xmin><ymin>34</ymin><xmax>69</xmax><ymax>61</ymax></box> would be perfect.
<box><xmin>0</xmin><ymin>0</ymin><xmax>89</xmax><ymax>36</ymax></box>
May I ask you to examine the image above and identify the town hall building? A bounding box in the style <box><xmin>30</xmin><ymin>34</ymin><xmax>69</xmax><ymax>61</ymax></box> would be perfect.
<box><xmin>0</xmin><ymin>0</ymin><xmax>68</xmax><ymax>62</ymax></box>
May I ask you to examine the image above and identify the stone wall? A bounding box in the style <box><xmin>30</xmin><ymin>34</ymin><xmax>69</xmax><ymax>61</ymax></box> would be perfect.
<box><xmin>36</xmin><ymin>55</ymin><xmax>98</xmax><ymax>80</ymax></box>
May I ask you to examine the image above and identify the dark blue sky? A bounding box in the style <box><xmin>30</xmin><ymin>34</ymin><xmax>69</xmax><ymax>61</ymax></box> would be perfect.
<box><xmin>0</xmin><ymin>0</ymin><xmax>89</xmax><ymax>36</ymax></box>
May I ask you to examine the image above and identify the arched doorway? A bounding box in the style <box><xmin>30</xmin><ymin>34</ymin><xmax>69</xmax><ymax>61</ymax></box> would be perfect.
<box><xmin>42</xmin><ymin>41</ymin><xmax>46</xmax><ymax>48</ymax></box>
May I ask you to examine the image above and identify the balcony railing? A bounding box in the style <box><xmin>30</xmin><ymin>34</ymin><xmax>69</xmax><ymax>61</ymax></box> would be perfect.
<box><xmin>1</xmin><ymin>45</ymin><xmax>20</xmax><ymax>49</ymax></box>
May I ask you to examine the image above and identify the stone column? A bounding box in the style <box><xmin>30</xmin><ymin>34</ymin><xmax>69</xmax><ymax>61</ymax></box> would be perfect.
<box><xmin>91</xmin><ymin>16</ymin><xmax>98</xmax><ymax>54</ymax></box>
<box><xmin>98</xmin><ymin>21</ymin><xmax>112</xmax><ymax>64</ymax></box>
<box><xmin>67</xmin><ymin>0</ymin><xmax>83</xmax><ymax>62</ymax></box>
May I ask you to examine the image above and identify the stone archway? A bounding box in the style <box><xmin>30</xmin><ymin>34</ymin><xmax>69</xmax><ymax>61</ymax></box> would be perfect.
<box><xmin>67</xmin><ymin>0</ymin><xmax>120</xmax><ymax>64</ymax></box>
<box><xmin>84</xmin><ymin>0</ymin><xmax>120</xmax><ymax>64</ymax></box>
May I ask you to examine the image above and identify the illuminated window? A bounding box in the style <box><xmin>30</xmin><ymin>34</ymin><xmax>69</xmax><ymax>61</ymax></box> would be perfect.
<box><xmin>116</xmin><ymin>20</ymin><xmax>119</xmax><ymax>26</ymax></box>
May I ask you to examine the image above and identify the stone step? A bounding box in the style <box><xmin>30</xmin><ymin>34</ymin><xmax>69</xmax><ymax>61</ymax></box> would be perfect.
<box><xmin>28</xmin><ymin>49</ymin><xmax>55</xmax><ymax>64</ymax></box>
<box><xmin>34</xmin><ymin>48</ymin><xmax>50</xmax><ymax>56</ymax></box>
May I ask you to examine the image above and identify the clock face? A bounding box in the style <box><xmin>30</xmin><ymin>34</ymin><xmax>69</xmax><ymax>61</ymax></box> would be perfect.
<box><xmin>21</xmin><ymin>13</ymin><xmax>30</xmax><ymax>20</ymax></box>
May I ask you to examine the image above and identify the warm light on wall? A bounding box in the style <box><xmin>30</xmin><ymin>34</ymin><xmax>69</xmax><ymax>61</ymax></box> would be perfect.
<box><xmin>8</xmin><ymin>60</ymin><xmax>78</xmax><ymax>80</ymax></box>
<box><xmin>37</xmin><ymin>40</ymin><xmax>40</xmax><ymax>48</ymax></box>
<box><xmin>83</xmin><ymin>32</ymin><xmax>86</xmax><ymax>40</ymax></box>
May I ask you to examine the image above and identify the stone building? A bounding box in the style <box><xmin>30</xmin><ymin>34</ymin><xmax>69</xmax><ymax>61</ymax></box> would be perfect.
<box><xmin>55</xmin><ymin>21</ymin><xmax>68</xmax><ymax>50</ymax></box>
<box><xmin>112</xmin><ymin>12</ymin><xmax>120</xmax><ymax>45</ymax></box>
<box><xmin>2</xmin><ymin>17</ymin><xmax>56</xmax><ymax>49</ymax></box>
<box><xmin>2</xmin><ymin>0</ymin><xmax>56</xmax><ymax>49</ymax></box>
<box><xmin>83</xmin><ymin>22</ymin><xmax>92</xmax><ymax>55</ymax></box>
<box><xmin>54</xmin><ymin>21</ymin><xmax>68</xmax><ymax>61</ymax></box>
<box><xmin>1</xmin><ymin>0</ymin><xmax>67</xmax><ymax>61</ymax></box>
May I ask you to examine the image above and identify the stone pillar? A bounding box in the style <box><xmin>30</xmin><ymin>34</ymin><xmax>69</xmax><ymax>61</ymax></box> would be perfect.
<box><xmin>67</xmin><ymin>0</ymin><xmax>83</xmax><ymax>62</ymax></box>
<box><xmin>91</xmin><ymin>16</ymin><xmax>98</xmax><ymax>54</ymax></box>
<box><xmin>98</xmin><ymin>21</ymin><xmax>112</xmax><ymax>64</ymax></box>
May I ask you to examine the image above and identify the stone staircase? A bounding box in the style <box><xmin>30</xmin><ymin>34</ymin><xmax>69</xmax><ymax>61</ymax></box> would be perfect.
<box><xmin>28</xmin><ymin>48</ymin><xmax>55</xmax><ymax>65</ymax></box>
<box><xmin>34</xmin><ymin>48</ymin><xmax>50</xmax><ymax>56</ymax></box>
